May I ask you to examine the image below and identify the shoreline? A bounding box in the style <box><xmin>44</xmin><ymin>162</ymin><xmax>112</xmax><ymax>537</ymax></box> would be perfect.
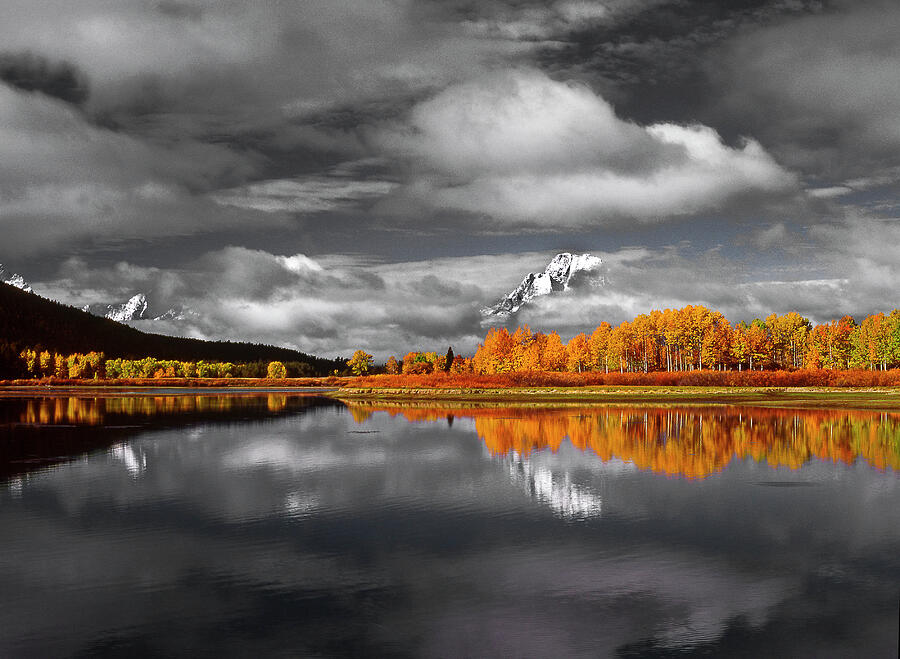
<box><xmin>4</xmin><ymin>383</ymin><xmax>900</xmax><ymax>409</ymax></box>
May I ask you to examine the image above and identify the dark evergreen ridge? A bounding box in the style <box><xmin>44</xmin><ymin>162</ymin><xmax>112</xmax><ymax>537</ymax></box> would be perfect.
<box><xmin>0</xmin><ymin>282</ymin><xmax>344</xmax><ymax>377</ymax></box>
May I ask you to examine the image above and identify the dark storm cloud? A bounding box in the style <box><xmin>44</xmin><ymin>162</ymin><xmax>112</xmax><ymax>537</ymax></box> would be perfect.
<box><xmin>530</xmin><ymin>0</ymin><xmax>826</xmax><ymax>122</ymax></box>
<box><xmin>711</xmin><ymin>0</ymin><xmax>900</xmax><ymax>184</ymax></box>
<box><xmin>0</xmin><ymin>51</ymin><xmax>88</xmax><ymax>105</ymax></box>
<box><xmin>0</xmin><ymin>82</ymin><xmax>272</xmax><ymax>259</ymax></box>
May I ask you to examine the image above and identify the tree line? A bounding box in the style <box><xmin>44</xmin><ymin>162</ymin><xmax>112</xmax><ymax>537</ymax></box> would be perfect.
<box><xmin>381</xmin><ymin>306</ymin><xmax>900</xmax><ymax>375</ymax></box>
<box><xmin>13</xmin><ymin>350</ymin><xmax>316</xmax><ymax>380</ymax></box>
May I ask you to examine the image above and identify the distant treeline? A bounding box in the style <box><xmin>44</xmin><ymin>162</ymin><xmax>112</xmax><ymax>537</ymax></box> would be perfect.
<box><xmin>0</xmin><ymin>282</ymin><xmax>344</xmax><ymax>377</ymax></box>
<box><xmin>13</xmin><ymin>350</ymin><xmax>321</xmax><ymax>380</ymax></box>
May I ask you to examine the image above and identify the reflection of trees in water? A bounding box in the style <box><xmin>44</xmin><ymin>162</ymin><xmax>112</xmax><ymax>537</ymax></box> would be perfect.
<box><xmin>346</xmin><ymin>402</ymin><xmax>900</xmax><ymax>477</ymax></box>
<box><xmin>11</xmin><ymin>393</ymin><xmax>321</xmax><ymax>426</ymax></box>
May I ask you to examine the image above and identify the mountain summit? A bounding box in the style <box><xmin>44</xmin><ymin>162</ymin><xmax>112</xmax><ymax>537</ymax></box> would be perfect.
<box><xmin>483</xmin><ymin>252</ymin><xmax>603</xmax><ymax>316</ymax></box>
<box><xmin>83</xmin><ymin>293</ymin><xmax>150</xmax><ymax>322</ymax></box>
<box><xmin>0</xmin><ymin>264</ymin><xmax>33</xmax><ymax>293</ymax></box>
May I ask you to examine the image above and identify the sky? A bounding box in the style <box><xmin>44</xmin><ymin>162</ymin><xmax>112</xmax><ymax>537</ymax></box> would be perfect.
<box><xmin>2</xmin><ymin>0</ymin><xmax>900</xmax><ymax>359</ymax></box>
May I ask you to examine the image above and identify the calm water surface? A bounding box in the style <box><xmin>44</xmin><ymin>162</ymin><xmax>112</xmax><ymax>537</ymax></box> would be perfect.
<box><xmin>1</xmin><ymin>393</ymin><xmax>898</xmax><ymax>657</ymax></box>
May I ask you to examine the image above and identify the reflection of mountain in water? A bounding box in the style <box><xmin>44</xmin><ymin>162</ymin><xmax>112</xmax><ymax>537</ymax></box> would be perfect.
<box><xmin>344</xmin><ymin>401</ymin><xmax>900</xmax><ymax>477</ymax></box>
<box><xmin>109</xmin><ymin>442</ymin><xmax>148</xmax><ymax>477</ymax></box>
<box><xmin>507</xmin><ymin>450</ymin><xmax>602</xmax><ymax>520</ymax></box>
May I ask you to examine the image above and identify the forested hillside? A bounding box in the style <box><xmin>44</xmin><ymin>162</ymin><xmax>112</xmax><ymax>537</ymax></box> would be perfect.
<box><xmin>0</xmin><ymin>282</ymin><xmax>343</xmax><ymax>376</ymax></box>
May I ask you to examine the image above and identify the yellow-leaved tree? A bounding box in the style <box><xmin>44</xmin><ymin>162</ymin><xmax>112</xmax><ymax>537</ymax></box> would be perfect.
<box><xmin>348</xmin><ymin>350</ymin><xmax>374</xmax><ymax>376</ymax></box>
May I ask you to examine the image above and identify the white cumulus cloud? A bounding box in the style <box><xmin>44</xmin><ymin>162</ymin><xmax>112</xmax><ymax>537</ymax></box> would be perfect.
<box><xmin>379</xmin><ymin>68</ymin><xmax>795</xmax><ymax>225</ymax></box>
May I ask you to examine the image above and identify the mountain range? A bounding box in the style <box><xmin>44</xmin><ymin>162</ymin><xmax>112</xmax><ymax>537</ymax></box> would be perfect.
<box><xmin>6</xmin><ymin>252</ymin><xmax>605</xmax><ymax>330</ymax></box>
<box><xmin>82</xmin><ymin>293</ymin><xmax>150</xmax><ymax>322</ymax></box>
<box><xmin>80</xmin><ymin>294</ymin><xmax>189</xmax><ymax>323</ymax></box>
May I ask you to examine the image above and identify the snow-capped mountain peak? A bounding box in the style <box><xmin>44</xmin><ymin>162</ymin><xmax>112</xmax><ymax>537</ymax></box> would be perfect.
<box><xmin>544</xmin><ymin>253</ymin><xmax>601</xmax><ymax>283</ymax></box>
<box><xmin>0</xmin><ymin>263</ymin><xmax>33</xmax><ymax>293</ymax></box>
<box><xmin>83</xmin><ymin>293</ymin><xmax>150</xmax><ymax>322</ymax></box>
<box><xmin>110</xmin><ymin>293</ymin><xmax>149</xmax><ymax>322</ymax></box>
<box><xmin>484</xmin><ymin>252</ymin><xmax>603</xmax><ymax>316</ymax></box>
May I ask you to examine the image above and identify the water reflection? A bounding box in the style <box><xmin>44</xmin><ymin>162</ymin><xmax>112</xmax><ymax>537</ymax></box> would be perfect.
<box><xmin>109</xmin><ymin>442</ymin><xmax>147</xmax><ymax>477</ymax></box>
<box><xmin>10</xmin><ymin>392</ymin><xmax>297</xmax><ymax>426</ymax></box>
<box><xmin>0</xmin><ymin>394</ymin><xmax>897</xmax><ymax>657</ymax></box>
<box><xmin>0</xmin><ymin>393</ymin><xmax>334</xmax><ymax>480</ymax></box>
<box><xmin>345</xmin><ymin>402</ymin><xmax>900</xmax><ymax>477</ymax></box>
<box><xmin>507</xmin><ymin>450</ymin><xmax>604</xmax><ymax>519</ymax></box>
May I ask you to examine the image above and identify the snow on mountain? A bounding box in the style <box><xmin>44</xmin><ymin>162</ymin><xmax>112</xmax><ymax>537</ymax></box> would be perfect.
<box><xmin>109</xmin><ymin>293</ymin><xmax>149</xmax><ymax>322</ymax></box>
<box><xmin>80</xmin><ymin>294</ymin><xmax>197</xmax><ymax>324</ymax></box>
<box><xmin>83</xmin><ymin>293</ymin><xmax>150</xmax><ymax>322</ymax></box>
<box><xmin>0</xmin><ymin>263</ymin><xmax>33</xmax><ymax>293</ymax></box>
<box><xmin>483</xmin><ymin>252</ymin><xmax>603</xmax><ymax>316</ymax></box>
<box><xmin>2</xmin><ymin>262</ymin><xmax>191</xmax><ymax>326</ymax></box>
<box><xmin>152</xmin><ymin>307</ymin><xmax>192</xmax><ymax>322</ymax></box>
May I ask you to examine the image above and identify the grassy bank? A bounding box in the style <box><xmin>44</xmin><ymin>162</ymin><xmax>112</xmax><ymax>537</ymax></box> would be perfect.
<box><xmin>332</xmin><ymin>386</ymin><xmax>900</xmax><ymax>410</ymax></box>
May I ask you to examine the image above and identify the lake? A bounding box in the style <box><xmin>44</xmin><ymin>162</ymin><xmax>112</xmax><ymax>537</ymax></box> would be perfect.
<box><xmin>1</xmin><ymin>392</ymin><xmax>898</xmax><ymax>657</ymax></box>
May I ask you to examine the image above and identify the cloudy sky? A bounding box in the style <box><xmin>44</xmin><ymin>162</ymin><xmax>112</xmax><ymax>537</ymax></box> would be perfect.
<box><xmin>2</xmin><ymin>0</ymin><xmax>900</xmax><ymax>359</ymax></box>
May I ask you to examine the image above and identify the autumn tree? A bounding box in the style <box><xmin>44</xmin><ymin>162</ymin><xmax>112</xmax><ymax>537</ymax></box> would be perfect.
<box><xmin>739</xmin><ymin>320</ymin><xmax>772</xmax><ymax>370</ymax></box>
<box><xmin>590</xmin><ymin>322</ymin><xmax>612</xmax><ymax>372</ymax></box>
<box><xmin>766</xmin><ymin>312</ymin><xmax>811</xmax><ymax>369</ymax></box>
<box><xmin>38</xmin><ymin>350</ymin><xmax>52</xmax><ymax>376</ymax></box>
<box><xmin>540</xmin><ymin>332</ymin><xmax>567</xmax><ymax>371</ymax></box>
<box><xmin>702</xmin><ymin>315</ymin><xmax>733</xmax><ymax>370</ymax></box>
<box><xmin>347</xmin><ymin>350</ymin><xmax>374</xmax><ymax>376</ymax></box>
<box><xmin>402</xmin><ymin>352</ymin><xmax>432</xmax><ymax>374</ymax></box>
<box><xmin>54</xmin><ymin>352</ymin><xmax>67</xmax><ymax>378</ymax></box>
<box><xmin>731</xmin><ymin>324</ymin><xmax>750</xmax><ymax>370</ymax></box>
<box><xmin>826</xmin><ymin>316</ymin><xmax>856</xmax><ymax>369</ymax></box>
<box><xmin>566</xmin><ymin>333</ymin><xmax>592</xmax><ymax>373</ymax></box>
<box><xmin>267</xmin><ymin>361</ymin><xmax>287</xmax><ymax>378</ymax></box>
<box><xmin>473</xmin><ymin>328</ymin><xmax>517</xmax><ymax>374</ymax></box>
<box><xmin>385</xmin><ymin>355</ymin><xmax>400</xmax><ymax>374</ymax></box>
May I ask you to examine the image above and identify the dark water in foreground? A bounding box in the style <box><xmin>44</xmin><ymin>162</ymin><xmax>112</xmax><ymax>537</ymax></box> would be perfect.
<box><xmin>1</xmin><ymin>393</ymin><xmax>898</xmax><ymax>657</ymax></box>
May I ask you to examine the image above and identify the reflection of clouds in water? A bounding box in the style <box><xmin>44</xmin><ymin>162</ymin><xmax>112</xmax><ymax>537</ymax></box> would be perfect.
<box><xmin>284</xmin><ymin>490</ymin><xmax>320</xmax><ymax>518</ymax></box>
<box><xmin>506</xmin><ymin>449</ymin><xmax>604</xmax><ymax>520</ymax></box>
<box><xmin>416</xmin><ymin>546</ymin><xmax>791</xmax><ymax>657</ymax></box>
<box><xmin>222</xmin><ymin>438</ymin><xmax>386</xmax><ymax>473</ymax></box>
